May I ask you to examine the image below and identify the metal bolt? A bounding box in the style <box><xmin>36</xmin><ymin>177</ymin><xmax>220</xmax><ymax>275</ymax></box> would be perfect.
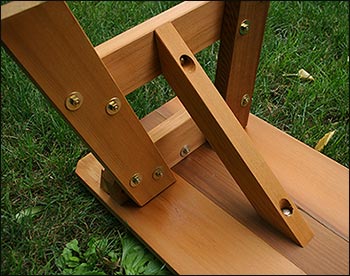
<box><xmin>240</xmin><ymin>19</ymin><xmax>250</xmax><ymax>35</ymax></box>
<box><xmin>106</xmin><ymin>97</ymin><xmax>121</xmax><ymax>115</ymax></box>
<box><xmin>241</xmin><ymin>94</ymin><xmax>250</xmax><ymax>107</ymax></box>
<box><xmin>65</xmin><ymin>91</ymin><xmax>83</xmax><ymax>111</ymax></box>
<box><xmin>130</xmin><ymin>173</ymin><xmax>142</xmax><ymax>188</ymax></box>
<box><xmin>69</xmin><ymin>95</ymin><xmax>80</xmax><ymax>106</ymax></box>
<box><xmin>152</xmin><ymin>167</ymin><xmax>164</xmax><ymax>180</ymax></box>
<box><xmin>282</xmin><ymin>208</ymin><xmax>293</xmax><ymax>217</ymax></box>
<box><xmin>180</xmin><ymin>145</ymin><xmax>191</xmax><ymax>157</ymax></box>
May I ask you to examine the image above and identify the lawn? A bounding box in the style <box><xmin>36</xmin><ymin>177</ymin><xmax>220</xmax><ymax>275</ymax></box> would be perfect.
<box><xmin>1</xmin><ymin>1</ymin><xmax>348</xmax><ymax>275</ymax></box>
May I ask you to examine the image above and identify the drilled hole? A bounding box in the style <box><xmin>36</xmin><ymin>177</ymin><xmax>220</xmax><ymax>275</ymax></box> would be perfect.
<box><xmin>180</xmin><ymin>55</ymin><xmax>195</xmax><ymax>72</ymax></box>
<box><xmin>280</xmin><ymin>198</ymin><xmax>293</xmax><ymax>217</ymax></box>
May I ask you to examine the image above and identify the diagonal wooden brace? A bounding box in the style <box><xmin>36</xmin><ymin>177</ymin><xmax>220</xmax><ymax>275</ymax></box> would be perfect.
<box><xmin>155</xmin><ymin>22</ymin><xmax>313</xmax><ymax>247</ymax></box>
<box><xmin>1</xmin><ymin>1</ymin><xmax>175</xmax><ymax>206</ymax></box>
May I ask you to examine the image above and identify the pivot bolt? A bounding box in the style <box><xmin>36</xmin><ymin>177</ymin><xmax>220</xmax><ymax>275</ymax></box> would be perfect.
<box><xmin>106</xmin><ymin>97</ymin><xmax>121</xmax><ymax>115</ymax></box>
<box><xmin>240</xmin><ymin>19</ymin><xmax>250</xmax><ymax>35</ymax></box>
<box><xmin>152</xmin><ymin>167</ymin><xmax>164</xmax><ymax>180</ymax></box>
<box><xmin>65</xmin><ymin>91</ymin><xmax>83</xmax><ymax>111</ymax></box>
<box><xmin>241</xmin><ymin>94</ymin><xmax>250</xmax><ymax>107</ymax></box>
<box><xmin>180</xmin><ymin>145</ymin><xmax>191</xmax><ymax>157</ymax></box>
<box><xmin>130</xmin><ymin>173</ymin><xmax>142</xmax><ymax>188</ymax></box>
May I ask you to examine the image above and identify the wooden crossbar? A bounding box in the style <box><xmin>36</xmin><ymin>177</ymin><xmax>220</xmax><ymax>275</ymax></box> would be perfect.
<box><xmin>95</xmin><ymin>1</ymin><xmax>224</xmax><ymax>95</ymax></box>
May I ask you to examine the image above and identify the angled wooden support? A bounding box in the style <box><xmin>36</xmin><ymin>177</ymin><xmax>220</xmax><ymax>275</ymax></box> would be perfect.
<box><xmin>1</xmin><ymin>1</ymin><xmax>175</xmax><ymax>206</ymax></box>
<box><xmin>215</xmin><ymin>1</ymin><xmax>270</xmax><ymax>127</ymax></box>
<box><xmin>155</xmin><ymin>22</ymin><xmax>313</xmax><ymax>247</ymax></box>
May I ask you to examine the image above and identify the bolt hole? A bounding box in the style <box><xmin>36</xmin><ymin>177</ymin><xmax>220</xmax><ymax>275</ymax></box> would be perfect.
<box><xmin>280</xmin><ymin>198</ymin><xmax>293</xmax><ymax>217</ymax></box>
<box><xmin>180</xmin><ymin>55</ymin><xmax>195</xmax><ymax>72</ymax></box>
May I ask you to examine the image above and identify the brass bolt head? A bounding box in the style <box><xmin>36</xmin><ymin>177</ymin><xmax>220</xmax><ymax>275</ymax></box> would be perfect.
<box><xmin>152</xmin><ymin>167</ymin><xmax>164</xmax><ymax>180</ymax></box>
<box><xmin>65</xmin><ymin>91</ymin><xmax>83</xmax><ymax>111</ymax></box>
<box><xmin>240</xmin><ymin>94</ymin><xmax>250</xmax><ymax>107</ymax></box>
<box><xmin>240</xmin><ymin>19</ymin><xmax>250</xmax><ymax>35</ymax></box>
<box><xmin>180</xmin><ymin>145</ymin><xmax>191</xmax><ymax>157</ymax></box>
<box><xmin>130</xmin><ymin>173</ymin><xmax>142</xmax><ymax>188</ymax></box>
<box><xmin>106</xmin><ymin>97</ymin><xmax>121</xmax><ymax>115</ymax></box>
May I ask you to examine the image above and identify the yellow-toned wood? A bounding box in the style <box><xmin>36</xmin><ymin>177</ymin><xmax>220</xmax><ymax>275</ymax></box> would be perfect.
<box><xmin>147</xmin><ymin>109</ymin><xmax>205</xmax><ymax>167</ymax></box>
<box><xmin>95</xmin><ymin>1</ymin><xmax>224</xmax><ymax>95</ymax></box>
<box><xmin>138</xmin><ymin>98</ymin><xmax>349</xmax><ymax>274</ymax></box>
<box><xmin>247</xmin><ymin>114</ymin><xmax>349</xmax><ymax>239</ymax></box>
<box><xmin>0</xmin><ymin>1</ymin><xmax>45</xmax><ymax>20</ymax></box>
<box><xmin>76</xmin><ymin>153</ymin><xmax>306</xmax><ymax>275</ymax></box>
<box><xmin>1</xmin><ymin>1</ymin><xmax>175</xmax><ymax>206</ymax></box>
<box><xmin>215</xmin><ymin>1</ymin><xmax>270</xmax><ymax>127</ymax></box>
<box><xmin>3</xmin><ymin>1</ymin><xmax>348</xmax><ymax>273</ymax></box>
<box><xmin>155</xmin><ymin>22</ymin><xmax>313</xmax><ymax>246</ymax></box>
<box><xmin>80</xmin><ymin>95</ymin><xmax>348</xmax><ymax>274</ymax></box>
<box><xmin>173</xmin><ymin>144</ymin><xmax>349</xmax><ymax>275</ymax></box>
<box><xmin>141</xmin><ymin>97</ymin><xmax>349</xmax><ymax>240</ymax></box>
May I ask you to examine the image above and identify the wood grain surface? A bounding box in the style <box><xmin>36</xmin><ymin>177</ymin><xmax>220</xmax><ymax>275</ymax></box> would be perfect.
<box><xmin>76</xmin><ymin>153</ymin><xmax>306</xmax><ymax>275</ymax></box>
<box><xmin>155</xmin><ymin>22</ymin><xmax>313</xmax><ymax>247</ymax></box>
<box><xmin>1</xmin><ymin>1</ymin><xmax>175</xmax><ymax>206</ymax></box>
<box><xmin>142</xmin><ymin>97</ymin><xmax>349</xmax><ymax>240</ymax></box>
<box><xmin>215</xmin><ymin>1</ymin><xmax>270</xmax><ymax>127</ymax></box>
<box><xmin>95</xmin><ymin>1</ymin><xmax>224</xmax><ymax>95</ymax></box>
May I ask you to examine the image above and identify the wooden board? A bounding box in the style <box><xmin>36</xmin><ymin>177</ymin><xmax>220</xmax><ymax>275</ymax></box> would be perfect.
<box><xmin>247</xmin><ymin>116</ymin><xmax>350</xmax><ymax>239</ymax></box>
<box><xmin>135</xmin><ymin>98</ymin><xmax>349</xmax><ymax>274</ymax></box>
<box><xmin>173</xmin><ymin>144</ymin><xmax>349</xmax><ymax>275</ymax></box>
<box><xmin>141</xmin><ymin>97</ymin><xmax>349</xmax><ymax>240</ymax></box>
<box><xmin>76</xmin><ymin>154</ymin><xmax>306</xmax><ymax>275</ymax></box>
<box><xmin>155</xmin><ymin>22</ymin><xmax>313</xmax><ymax>247</ymax></box>
<box><xmin>76</xmin><ymin>135</ymin><xmax>349</xmax><ymax>274</ymax></box>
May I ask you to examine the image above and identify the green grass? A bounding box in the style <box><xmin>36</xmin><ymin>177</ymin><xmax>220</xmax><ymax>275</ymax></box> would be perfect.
<box><xmin>1</xmin><ymin>1</ymin><xmax>348</xmax><ymax>275</ymax></box>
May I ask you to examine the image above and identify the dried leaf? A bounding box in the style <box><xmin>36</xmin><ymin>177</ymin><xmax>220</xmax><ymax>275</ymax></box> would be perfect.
<box><xmin>315</xmin><ymin>130</ymin><xmax>335</xmax><ymax>152</ymax></box>
<box><xmin>298</xmin><ymin>69</ymin><xmax>314</xmax><ymax>81</ymax></box>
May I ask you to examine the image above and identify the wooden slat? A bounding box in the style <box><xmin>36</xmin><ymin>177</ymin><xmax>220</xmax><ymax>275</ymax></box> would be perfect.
<box><xmin>215</xmin><ymin>1</ymin><xmax>270</xmax><ymax>127</ymax></box>
<box><xmin>173</xmin><ymin>144</ymin><xmax>349</xmax><ymax>275</ymax></box>
<box><xmin>76</xmin><ymin>153</ymin><xmax>306</xmax><ymax>275</ymax></box>
<box><xmin>95</xmin><ymin>1</ymin><xmax>224</xmax><ymax>95</ymax></box>
<box><xmin>139</xmin><ymin>98</ymin><xmax>349</xmax><ymax>274</ymax></box>
<box><xmin>140</xmin><ymin>97</ymin><xmax>349</xmax><ymax>240</ymax></box>
<box><xmin>246</xmin><ymin>114</ymin><xmax>349</xmax><ymax>239</ymax></box>
<box><xmin>155</xmin><ymin>22</ymin><xmax>313</xmax><ymax>247</ymax></box>
<box><xmin>1</xmin><ymin>1</ymin><xmax>175</xmax><ymax>206</ymax></box>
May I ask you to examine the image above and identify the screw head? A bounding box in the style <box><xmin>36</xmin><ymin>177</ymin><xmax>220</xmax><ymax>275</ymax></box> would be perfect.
<box><xmin>180</xmin><ymin>145</ymin><xmax>191</xmax><ymax>157</ymax></box>
<box><xmin>152</xmin><ymin>167</ymin><xmax>164</xmax><ymax>180</ymax></box>
<box><xmin>240</xmin><ymin>94</ymin><xmax>250</xmax><ymax>107</ymax></box>
<box><xmin>106</xmin><ymin>97</ymin><xmax>121</xmax><ymax>115</ymax></box>
<box><xmin>240</xmin><ymin>19</ymin><xmax>250</xmax><ymax>35</ymax></box>
<box><xmin>65</xmin><ymin>91</ymin><xmax>83</xmax><ymax>111</ymax></box>
<box><xmin>130</xmin><ymin>173</ymin><xmax>142</xmax><ymax>188</ymax></box>
<box><xmin>282</xmin><ymin>208</ymin><xmax>293</xmax><ymax>217</ymax></box>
